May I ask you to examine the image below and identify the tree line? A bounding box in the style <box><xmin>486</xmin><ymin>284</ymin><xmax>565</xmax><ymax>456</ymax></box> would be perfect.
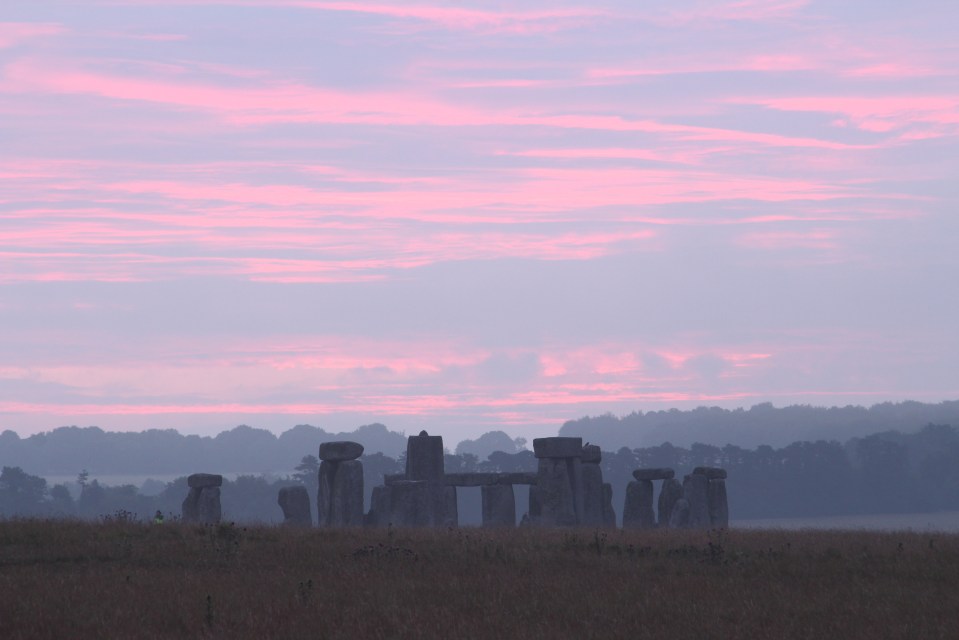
<box><xmin>3</xmin><ymin>423</ymin><xmax>958</xmax><ymax>523</ymax></box>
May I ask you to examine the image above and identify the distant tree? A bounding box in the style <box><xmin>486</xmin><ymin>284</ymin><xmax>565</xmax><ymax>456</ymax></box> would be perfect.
<box><xmin>48</xmin><ymin>484</ymin><xmax>75</xmax><ymax>516</ymax></box>
<box><xmin>0</xmin><ymin>466</ymin><xmax>48</xmax><ymax>516</ymax></box>
<box><xmin>293</xmin><ymin>455</ymin><xmax>320</xmax><ymax>494</ymax></box>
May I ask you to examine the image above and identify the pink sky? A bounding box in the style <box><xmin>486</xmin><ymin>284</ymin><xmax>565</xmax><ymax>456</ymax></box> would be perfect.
<box><xmin>1</xmin><ymin>1</ymin><xmax>958</xmax><ymax>444</ymax></box>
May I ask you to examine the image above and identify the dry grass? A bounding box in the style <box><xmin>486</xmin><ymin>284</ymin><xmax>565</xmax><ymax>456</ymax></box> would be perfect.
<box><xmin>1</xmin><ymin>520</ymin><xmax>958</xmax><ymax>639</ymax></box>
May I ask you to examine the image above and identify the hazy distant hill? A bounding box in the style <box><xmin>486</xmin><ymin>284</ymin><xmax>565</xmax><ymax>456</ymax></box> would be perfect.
<box><xmin>559</xmin><ymin>400</ymin><xmax>959</xmax><ymax>449</ymax></box>
<box><xmin>0</xmin><ymin>423</ymin><xmax>407</xmax><ymax>476</ymax></box>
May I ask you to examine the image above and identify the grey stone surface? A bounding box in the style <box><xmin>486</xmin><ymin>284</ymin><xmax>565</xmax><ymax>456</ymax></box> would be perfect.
<box><xmin>277</xmin><ymin>486</ymin><xmax>312</xmax><ymax>527</ymax></box>
<box><xmin>580</xmin><ymin>461</ymin><xmax>605</xmax><ymax>527</ymax></box>
<box><xmin>693</xmin><ymin>466</ymin><xmax>727</xmax><ymax>480</ymax></box>
<box><xmin>708</xmin><ymin>479</ymin><xmax>729</xmax><ymax>528</ymax></box>
<box><xmin>443</xmin><ymin>486</ymin><xmax>458</xmax><ymax>528</ymax></box>
<box><xmin>657</xmin><ymin>478</ymin><xmax>683</xmax><ymax>528</ymax></box>
<box><xmin>319</xmin><ymin>441</ymin><xmax>364</xmax><ymax>462</ymax></box>
<box><xmin>495</xmin><ymin>472</ymin><xmax>539</xmax><ymax>486</ymax></box>
<box><xmin>406</xmin><ymin>432</ymin><xmax>445</xmax><ymax>482</ymax></box>
<box><xmin>181</xmin><ymin>487</ymin><xmax>201</xmax><ymax>522</ymax></box>
<box><xmin>481</xmin><ymin>484</ymin><xmax>516</xmax><ymax>527</ymax></box>
<box><xmin>188</xmin><ymin>473</ymin><xmax>223</xmax><ymax>489</ymax></box>
<box><xmin>196</xmin><ymin>486</ymin><xmax>221</xmax><ymax>524</ymax></box>
<box><xmin>441</xmin><ymin>472</ymin><xmax>539</xmax><ymax>487</ymax></box>
<box><xmin>669</xmin><ymin>498</ymin><xmax>690</xmax><ymax>529</ymax></box>
<box><xmin>330</xmin><ymin>460</ymin><xmax>364</xmax><ymax>527</ymax></box>
<box><xmin>389</xmin><ymin>480</ymin><xmax>430</xmax><ymax>527</ymax></box>
<box><xmin>317</xmin><ymin>460</ymin><xmax>336</xmax><ymax>527</ymax></box>
<box><xmin>532</xmin><ymin>437</ymin><xmax>583</xmax><ymax>459</ymax></box>
<box><xmin>367</xmin><ymin>485</ymin><xmax>391</xmax><ymax>527</ymax></box>
<box><xmin>580</xmin><ymin>444</ymin><xmax>602</xmax><ymax>464</ymax></box>
<box><xmin>632</xmin><ymin>468</ymin><xmax>675</xmax><ymax>481</ymax></box>
<box><xmin>601</xmin><ymin>483</ymin><xmax>616</xmax><ymax>528</ymax></box>
<box><xmin>528</xmin><ymin>484</ymin><xmax>541</xmax><ymax>521</ymax></box>
<box><xmin>534</xmin><ymin>457</ymin><xmax>579</xmax><ymax>526</ymax></box>
<box><xmin>683</xmin><ymin>473</ymin><xmax>711</xmax><ymax>529</ymax></box>
<box><xmin>622</xmin><ymin>480</ymin><xmax>655</xmax><ymax>529</ymax></box>
<box><xmin>406</xmin><ymin>431</ymin><xmax>448</xmax><ymax>526</ymax></box>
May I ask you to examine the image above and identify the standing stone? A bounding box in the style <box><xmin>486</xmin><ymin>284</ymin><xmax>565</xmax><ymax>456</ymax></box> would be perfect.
<box><xmin>658</xmin><ymin>478</ymin><xmax>683</xmax><ymax>528</ymax></box>
<box><xmin>683</xmin><ymin>473</ymin><xmax>710</xmax><ymax>529</ymax></box>
<box><xmin>601</xmin><ymin>483</ymin><xmax>616</xmax><ymax>528</ymax></box>
<box><xmin>406</xmin><ymin>431</ymin><xmax>447</xmax><ymax>526</ymax></box>
<box><xmin>622</xmin><ymin>480</ymin><xmax>655</xmax><ymax>529</ymax></box>
<box><xmin>319</xmin><ymin>441</ymin><xmax>364</xmax><ymax>462</ymax></box>
<box><xmin>534</xmin><ymin>457</ymin><xmax>579</xmax><ymax>526</ymax></box>
<box><xmin>277</xmin><ymin>486</ymin><xmax>312</xmax><ymax>527</ymax></box>
<box><xmin>580</xmin><ymin>454</ymin><xmax>605</xmax><ymax>527</ymax></box>
<box><xmin>196</xmin><ymin>487</ymin><xmax>221</xmax><ymax>524</ymax></box>
<box><xmin>482</xmin><ymin>484</ymin><xmax>516</xmax><ymax>527</ymax></box>
<box><xmin>443</xmin><ymin>486</ymin><xmax>458</xmax><ymax>528</ymax></box>
<box><xmin>532</xmin><ymin>437</ymin><xmax>583</xmax><ymax>526</ymax></box>
<box><xmin>182</xmin><ymin>474</ymin><xmax>223</xmax><ymax>524</ymax></box>
<box><xmin>367</xmin><ymin>485</ymin><xmax>392</xmax><ymax>527</ymax></box>
<box><xmin>389</xmin><ymin>480</ymin><xmax>430</xmax><ymax>527</ymax></box>
<box><xmin>182</xmin><ymin>487</ymin><xmax>201</xmax><ymax>523</ymax></box>
<box><xmin>528</xmin><ymin>484</ymin><xmax>542</xmax><ymax>521</ymax></box>
<box><xmin>669</xmin><ymin>498</ymin><xmax>690</xmax><ymax>529</ymax></box>
<box><xmin>708</xmin><ymin>479</ymin><xmax>729</xmax><ymax>528</ymax></box>
<box><xmin>330</xmin><ymin>460</ymin><xmax>364</xmax><ymax>527</ymax></box>
<box><xmin>316</xmin><ymin>460</ymin><xmax>337</xmax><ymax>527</ymax></box>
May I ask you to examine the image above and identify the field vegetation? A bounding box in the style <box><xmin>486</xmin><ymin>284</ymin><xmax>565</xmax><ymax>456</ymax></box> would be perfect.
<box><xmin>2</xmin><ymin>519</ymin><xmax>958</xmax><ymax>639</ymax></box>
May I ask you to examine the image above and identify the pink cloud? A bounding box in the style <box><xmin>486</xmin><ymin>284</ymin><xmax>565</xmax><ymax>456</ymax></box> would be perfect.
<box><xmin>0</xmin><ymin>22</ymin><xmax>64</xmax><ymax>49</ymax></box>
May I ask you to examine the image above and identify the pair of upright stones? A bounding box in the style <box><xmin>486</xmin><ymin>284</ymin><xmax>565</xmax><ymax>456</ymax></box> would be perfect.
<box><xmin>182</xmin><ymin>473</ymin><xmax>222</xmax><ymax>524</ymax></box>
<box><xmin>529</xmin><ymin>437</ymin><xmax>615</xmax><ymax>527</ymax></box>
<box><xmin>623</xmin><ymin>466</ymin><xmax>728</xmax><ymax>529</ymax></box>
<box><xmin>316</xmin><ymin>441</ymin><xmax>365</xmax><ymax>527</ymax></box>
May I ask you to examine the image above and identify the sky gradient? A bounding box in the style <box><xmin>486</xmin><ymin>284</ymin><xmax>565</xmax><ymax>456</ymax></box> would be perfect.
<box><xmin>2</xmin><ymin>0</ymin><xmax>958</xmax><ymax>443</ymax></box>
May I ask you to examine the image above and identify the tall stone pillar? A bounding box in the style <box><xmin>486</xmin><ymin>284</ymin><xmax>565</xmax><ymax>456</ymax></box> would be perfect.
<box><xmin>683</xmin><ymin>473</ymin><xmax>710</xmax><ymax>529</ymax></box>
<box><xmin>580</xmin><ymin>444</ymin><xmax>605</xmax><ymax>527</ymax></box>
<box><xmin>481</xmin><ymin>484</ymin><xmax>515</xmax><ymax>527</ymax></box>
<box><xmin>317</xmin><ymin>441</ymin><xmax>365</xmax><ymax>527</ymax></box>
<box><xmin>532</xmin><ymin>437</ymin><xmax>583</xmax><ymax>526</ymax></box>
<box><xmin>405</xmin><ymin>430</ymin><xmax>448</xmax><ymax>527</ymax></box>
<box><xmin>658</xmin><ymin>477</ymin><xmax>683</xmax><ymax>528</ymax></box>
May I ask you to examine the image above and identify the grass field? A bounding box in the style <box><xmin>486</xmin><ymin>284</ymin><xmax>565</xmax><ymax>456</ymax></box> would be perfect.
<box><xmin>2</xmin><ymin>519</ymin><xmax>958</xmax><ymax>639</ymax></box>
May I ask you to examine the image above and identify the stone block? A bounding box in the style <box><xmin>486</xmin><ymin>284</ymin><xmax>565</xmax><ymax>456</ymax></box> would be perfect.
<box><xmin>443</xmin><ymin>486</ymin><xmax>458</xmax><ymax>528</ymax></box>
<box><xmin>319</xmin><ymin>441</ymin><xmax>364</xmax><ymax>462</ymax></box>
<box><xmin>188</xmin><ymin>473</ymin><xmax>223</xmax><ymax>489</ymax></box>
<box><xmin>196</xmin><ymin>487</ymin><xmax>221</xmax><ymax>525</ymax></box>
<box><xmin>657</xmin><ymin>478</ymin><xmax>683</xmax><ymax>528</ymax></box>
<box><xmin>331</xmin><ymin>460</ymin><xmax>364</xmax><ymax>527</ymax></box>
<box><xmin>693</xmin><ymin>467</ymin><xmax>727</xmax><ymax>480</ymax></box>
<box><xmin>708</xmin><ymin>479</ymin><xmax>729</xmax><ymax>528</ymax></box>
<box><xmin>683</xmin><ymin>473</ymin><xmax>710</xmax><ymax>529</ymax></box>
<box><xmin>317</xmin><ymin>460</ymin><xmax>336</xmax><ymax>527</ymax></box>
<box><xmin>277</xmin><ymin>486</ymin><xmax>312</xmax><ymax>527</ymax></box>
<box><xmin>581</xmin><ymin>444</ymin><xmax>602</xmax><ymax>464</ymax></box>
<box><xmin>632</xmin><ymin>468</ymin><xmax>675</xmax><ymax>481</ymax></box>
<box><xmin>367</xmin><ymin>485</ymin><xmax>391</xmax><ymax>527</ymax></box>
<box><xmin>533</xmin><ymin>437</ymin><xmax>583</xmax><ymax>459</ymax></box>
<box><xmin>406</xmin><ymin>431</ymin><xmax>445</xmax><ymax>482</ymax></box>
<box><xmin>389</xmin><ymin>480</ymin><xmax>430</xmax><ymax>527</ymax></box>
<box><xmin>622</xmin><ymin>480</ymin><xmax>655</xmax><ymax>529</ymax></box>
<box><xmin>534</xmin><ymin>457</ymin><xmax>579</xmax><ymax>526</ymax></box>
<box><xmin>580</xmin><ymin>462</ymin><xmax>605</xmax><ymax>526</ymax></box>
<box><xmin>481</xmin><ymin>484</ymin><xmax>515</xmax><ymax>527</ymax></box>
<box><xmin>668</xmin><ymin>498</ymin><xmax>690</xmax><ymax>529</ymax></box>
<box><xmin>181</xmin><ymin>487</ymin><xmax>201</xmax><ymax>523</ymax></box>
<box><xmin>601</xmin><ymin>483</ymin><xmax>616</xmax><ymax>528</ymax></box>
